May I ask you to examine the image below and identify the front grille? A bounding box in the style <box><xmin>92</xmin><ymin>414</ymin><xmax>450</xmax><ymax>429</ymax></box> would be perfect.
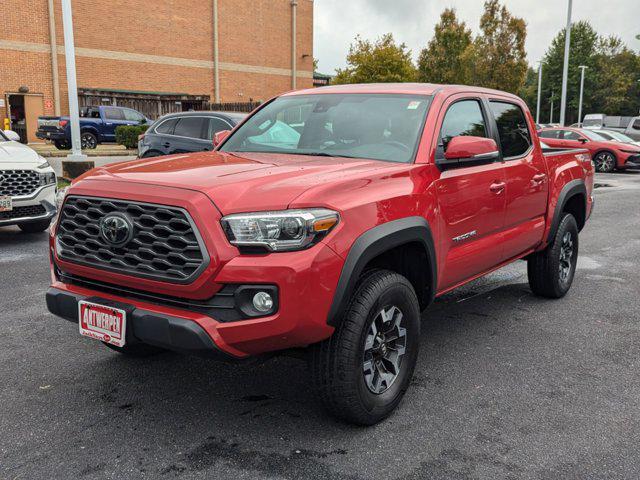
<box><xmin>56</xmin><ymin>196</ymin><xmax>209</xmax><ymax>284</ymax></box>
<box><xmin>0</xmin><ymin>170</ymin><xmax>41</xmax><ymax>197</ymax></box>
<box><xmin>0</xmin><ymin>204</ymin><xmax>47</xmax><ymax>221</ymax></box>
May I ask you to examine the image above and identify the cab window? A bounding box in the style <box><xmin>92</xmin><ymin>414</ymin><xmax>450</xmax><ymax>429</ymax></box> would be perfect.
<box><xmin>440</xmin><ymin>100</ymin><xmax>488</xmax><ymax>149</ymax></box>
<box><xmin>562</xmin><ymin>131</ymin><xmax>581</xmax><ymax>141</ymax></box>
<box><xmin>489</xmin><ymin>101</ymin><xmax>532</xmax><ymax>158</ymax></box>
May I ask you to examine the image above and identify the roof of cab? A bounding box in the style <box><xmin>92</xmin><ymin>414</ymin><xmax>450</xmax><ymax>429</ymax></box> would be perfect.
<box><xmin>284</xmin><ymin>83</ymin><xmax>523</xmax><ymax>100</ymax></box>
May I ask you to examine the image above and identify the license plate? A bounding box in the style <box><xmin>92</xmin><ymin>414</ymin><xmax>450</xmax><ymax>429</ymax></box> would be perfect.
<box><xmin>0</xmin><ymin>196</ymin><xmax>12</xmax><ymax>212</ymax></box>
<box><xmin>46</xmin><ymin>132</ymin><xmax>51</xmax><ymax>137</ymax></box>
<box><xmin>78</xmin><ymin>301</ymin><xmax>127</xmax><ymax>347</ymax></box>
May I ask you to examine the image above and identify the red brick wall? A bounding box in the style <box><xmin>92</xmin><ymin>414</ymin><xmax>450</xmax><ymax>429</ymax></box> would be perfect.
<box><xmin>0</xmin><ymin>0</ymin><xmax>314</xmax><ymax>121</ymax></box>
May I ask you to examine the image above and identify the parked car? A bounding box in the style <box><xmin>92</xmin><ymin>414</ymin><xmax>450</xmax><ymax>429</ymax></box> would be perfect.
<box><xmin>0</xmin><ymin>129</ymin><xmax>57</xmax><ymax>233</ymax></box>
<box><xmin>539</xmin><ymin>127</ymin><xmax>640</xmax><ymax>172</ymax></box>
<box><xmin>583</xmin><ymin>114</ymin><xmax>640</xmax><ymax>141</ymax></box>
<box><xmin>36</xmin><ymin>106</ymin><xmax>152</xmax><ymax>150</ymax></box>
<box><xmin>138</xmin><ymin>111</ymin><xmax>247</xmax><ymax>158</ymax></box>
<box><xmin>47</xmin><ymin>84</ymin><xmax>594</xmax><ymax>425</ymax></box>
<box><xmin>590</xmin><ymin>129</ymin><xmax>640</xmax><ymax>148</ymax></box>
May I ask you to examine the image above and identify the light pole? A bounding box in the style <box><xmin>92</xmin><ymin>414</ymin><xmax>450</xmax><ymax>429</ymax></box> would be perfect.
<box><xmin>61</xmin><ymin>0</ymin><xmax>86</xmax><ymax>161</ymax></box>
<box><xmin>536</xmin><ymin>61</ymin><xmax>543</xmax><ymax>124</ymax></box>
<box><xmin>577</xmin><ymin>65</ymin><xmax>587</xmax><ymax>126</ymax></box>
<box><xmin>550</xmin><ymin>90</ymin><xmax>554</xmax><ymax>124</ymax></box>
<box><xmin>559</xmin><ymin>0</ymin><xmax>573</xmax><ymax>126</ymax></box>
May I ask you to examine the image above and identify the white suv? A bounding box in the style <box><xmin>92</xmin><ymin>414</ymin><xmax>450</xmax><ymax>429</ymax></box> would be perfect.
<box><xmin>0</xmin><ymin>130</ymin><xmax>57</xmax><ymax>233</ymax></box>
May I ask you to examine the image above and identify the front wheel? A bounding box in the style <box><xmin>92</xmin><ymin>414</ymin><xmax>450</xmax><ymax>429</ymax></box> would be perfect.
<box><xmin>594</xmin><ymin>151</ymin><xmax>616</xmax><ymax>173</ymax></box>
<box><xmin>527</xmin><ymin>213</ymin><xmax>579</xmax><ymax>298</ymax></box>
<box><xmin>309</xmin><ymin>270</ymin><xmax>421</xmax><ymax>425</ymax></box>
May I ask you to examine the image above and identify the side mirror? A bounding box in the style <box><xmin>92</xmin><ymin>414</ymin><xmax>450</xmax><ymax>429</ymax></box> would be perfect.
<box><xmin>213</xmin><ymin>130</ymin><xmax>232</xmax><ymax>148</ymax></box>
<box><xmin>439</xmin><ymin>136</ymin><xmax>499</xmax><ymax>169</ymax></box>
<box><xmin>578</xmin><ymin>138</ymin><xmax>588</xmax><ymax>144</ymax></box>
<box><xmin>3</xmin><ymin>130</ymin><xmax>21</xmax><ymax>142</ymax></box>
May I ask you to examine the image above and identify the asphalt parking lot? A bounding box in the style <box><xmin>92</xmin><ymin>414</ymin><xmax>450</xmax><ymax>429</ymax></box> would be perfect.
<box><xmin>1</xmin><ymin>172</ymin><xmax>639</xmax><ymax>480</ymax></box>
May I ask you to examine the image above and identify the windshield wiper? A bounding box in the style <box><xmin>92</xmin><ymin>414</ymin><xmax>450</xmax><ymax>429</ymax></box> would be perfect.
<box><xmin>292</xmin><ymin>152</ymin><xmax>359</xmax><ymax>159</ymax></box>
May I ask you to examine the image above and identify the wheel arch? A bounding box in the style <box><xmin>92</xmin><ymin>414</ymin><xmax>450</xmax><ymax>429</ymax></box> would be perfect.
<box><xmin>327</xmin><ymin>217</ymin><xmax>437</xmax><ymax>327</ymax></box>
<box><xmin>547</xmin><ymin>179</ymin><xmax>587</xmax><ymax>243</ymax></box>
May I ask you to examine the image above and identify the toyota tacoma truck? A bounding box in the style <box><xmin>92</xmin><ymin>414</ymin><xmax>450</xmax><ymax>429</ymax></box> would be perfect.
<box><xmin>0</xmin><ymin>129</ymin><xmax>57</xmax><ymax>232</ymax></box>
<box><xmin>46</xmin><ymin>84</ymin><xmax>594</xmax><ymax>425</ymax></box>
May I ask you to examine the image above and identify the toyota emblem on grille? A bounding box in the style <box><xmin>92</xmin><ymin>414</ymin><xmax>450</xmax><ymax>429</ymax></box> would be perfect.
<box><xmin>100</xmin><ymin>213</ymin><xmax>134</xmax><ymax>247</ymax></box>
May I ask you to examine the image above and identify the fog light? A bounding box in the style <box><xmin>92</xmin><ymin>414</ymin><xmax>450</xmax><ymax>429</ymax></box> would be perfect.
<box><xmin>252</xmin><ymin>291</ymin><xmax>274</xmax><ymax>313</ymax></box>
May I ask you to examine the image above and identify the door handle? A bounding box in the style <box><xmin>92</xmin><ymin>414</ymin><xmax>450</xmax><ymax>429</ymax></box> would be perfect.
<box><xmin>490</xmin><ymin>181</ymin><xmax>506</xmax><ymax>193</ymax></box>
<box><xmin>533</xmin><ymin>173</ymin><xmax>547</xmax><ymax>183</ymax></box>
<box><xmin>163</xmin><ymin>142</ymin><xmax>171</xmax><ymax>148</ymax></box>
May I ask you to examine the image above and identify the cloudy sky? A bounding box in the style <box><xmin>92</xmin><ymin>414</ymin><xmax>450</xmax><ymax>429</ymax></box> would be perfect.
<box><xmin>314</xmin><ymin>0</ymin><xmax>640</xmax><ymax>74</ymax></box>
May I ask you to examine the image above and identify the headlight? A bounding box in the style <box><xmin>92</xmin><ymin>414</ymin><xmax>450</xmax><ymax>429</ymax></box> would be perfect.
<box><xmin>37</xmin><ymin>157</ymin><xmax>51</xmax><ymax>169</ymax></box>
<box><xmin>39</xmin><ymin>172</ymin><xmax>56</xmax><ymax>186</ymax></box>
<box><xmin>221</xmin><ymin>209</ymin><xmax>339</xmax><ymax>252</ymax></box>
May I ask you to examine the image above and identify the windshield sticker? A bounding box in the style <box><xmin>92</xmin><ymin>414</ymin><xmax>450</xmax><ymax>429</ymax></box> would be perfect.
<box><xmin>407</xmin><ymin>101</ymin><xmax>421</xmax><ymax>110</ymax></box>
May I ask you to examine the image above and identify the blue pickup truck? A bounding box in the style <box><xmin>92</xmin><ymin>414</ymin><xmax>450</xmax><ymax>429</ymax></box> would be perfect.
<box><xmin>36</xmin><ymin>105</ymin><xmax>151</xmax><ymax>150</ymax></box>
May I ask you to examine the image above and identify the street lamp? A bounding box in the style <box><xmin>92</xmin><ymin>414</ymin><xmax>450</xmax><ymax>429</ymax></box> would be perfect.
<box><xmin>559</xmin><ymin>0</ymin><xmax>573</xmax><ymax>126</ymax></box>
<box><xmin>536</xmin><ymin>61</ymin><xmax>543</xmax><ymax>124</ymax></box>
<box><xmin>577</xmin><ymin>66</ymin><xmax>588</xmax><ymax>126</ymax></box>
<box><xmin>550</xmin><ymin>90</ymin><xmax>555</xmax><ymax>124</ymax></box>
<box><xmin>61</xmin><ymin>0</ymin><xmax>86</xmax><ymax>161</ymax></box>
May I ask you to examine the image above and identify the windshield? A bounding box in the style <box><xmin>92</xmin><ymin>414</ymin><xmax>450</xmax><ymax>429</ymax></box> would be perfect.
<box><xmin>582</xmin><ymin>118</ymin><xmax>602</xmax><ymax>127</ymax></box>
<box><xmin>600</xmin><ymin>130</ymin><xmax>634</xmax><ymax>142</ymax></box>
<box><xmin>220</xmin><ymin>94</ymin><xmax>432</xmax><ymax>163</ymax></box>
<box><xmin>580</xmin><ymin>129</ymin><xmax>607</xmax><ymax>141</ymax></box>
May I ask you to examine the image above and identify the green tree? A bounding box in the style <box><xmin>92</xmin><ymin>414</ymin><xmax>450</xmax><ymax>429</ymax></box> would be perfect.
<box><xmin>537</xmin><ymin>22</ymin><xmax>640</xmax><ymax>124</ymax></box>
<box><xmin>461</xmin><ymin>0</ymin><xmax>528</xmax><ymax>92</ymax></box>
<box><xmin>539</xmin><ymin>21</ymin><xmax>599</xmax><ymax>124</ymax></box>
<box><xmin>417</xmin><ymin>9</ymin><xmax>472</xmax><ymax>84</ymax></box>
<box><xmin>333</xmin><ymin>34</ymin><xmax>417</xmax><ymax>84</ymax></box>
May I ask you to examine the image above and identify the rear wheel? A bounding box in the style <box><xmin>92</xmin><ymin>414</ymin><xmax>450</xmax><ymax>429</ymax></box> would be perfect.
<box><xmin>81</xmin><ymin>132</ymin><xmax>98</xmax><ymax>150</ymax></box>
<box><xmin>310</xmin><ymin>270</ymin><xmax>421</xmax><ymax>425</ymax></box>
<box><xmin>18</xmin><ymin>219</ymin><xmax>52</xmax><ymax>233</ymax></box>
<box><xmin>103</xmin><ymin>342</ymin><xmax>165</xmax><ymax>357</ymax></box>
<box><xmin>594</xmin><ymin>151</ymin><xmax>616</xmax><ymax>173</ymax></box>
<box><xmin>54</xmin><ymin>140</ymin><xmax>71</xmax><ymax>150</ymax></box>
<box><xmin>527</xmin><ymin>213</ymin><xmax>579</xmax><ymax>298</ymax></box>
<box><xmin>141</xmin><ymin>150</ymin><xmax>163</xmax><ymax>158</ymax></box>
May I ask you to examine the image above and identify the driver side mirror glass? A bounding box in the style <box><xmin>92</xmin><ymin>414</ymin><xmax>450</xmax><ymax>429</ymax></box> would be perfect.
<box><xmin>578</xmin><ymin>138</ymin><xmax>588</xmax><ymax>144</ymax></box>
<box><xmin>213</xmin><ymin>129</ymin><xmax>231</xmax><ymax>148</ymax></box>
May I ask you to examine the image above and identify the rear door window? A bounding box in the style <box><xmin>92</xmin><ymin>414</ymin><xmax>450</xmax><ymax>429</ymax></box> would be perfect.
<box><xmin>539</xmin><ymin>129</ymin><xmax>561</xmax><ymax>139</ymax></box>
<box><xmin>562</xmin><ymin>131</ymin><xmax>581</xmax><ymax>140</ymax></box>
<box><xmin>103</xmin><ymin>107</ymin><xmax>125</xmax><ymax>120</ymax></box>
<box><xmin>440</xmin><ymin>99</ymin><xmax>488</xmax><ymax>148</ymax></box>
<box><xmin>489</xmin><ymin>101</ymin><xmax>532</xmax><ymax>158</ymax></box>
<box><xmin>173</xmin><ymin>117</ymin><xmax>207</xmax><ymax>139</ymax></box>
<box><xmin>155</xmin><ymin>118</ymin><xmax>178</xmax><ymax>135</ymax></box>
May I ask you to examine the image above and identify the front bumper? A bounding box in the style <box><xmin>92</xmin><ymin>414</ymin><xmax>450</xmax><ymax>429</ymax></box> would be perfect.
<box><xmin>0</xmin><ymin>184</ymin><xmax>57</xmax><ymax>227</ymax></box>
<box><xmin>46</xmin><ymin>288</ymin><xmax>237</xmax><ymax>360</ymax></box>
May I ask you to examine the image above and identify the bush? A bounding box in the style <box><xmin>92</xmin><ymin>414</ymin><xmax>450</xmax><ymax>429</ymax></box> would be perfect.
<box><xmin>115</xmin><ymin>124</ymin><xmax>149</xmax><ymax>149</ymax></box>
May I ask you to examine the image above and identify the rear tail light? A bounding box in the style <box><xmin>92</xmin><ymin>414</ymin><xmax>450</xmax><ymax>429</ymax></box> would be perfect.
<box><xmin>58</xmin><ymin>120</ymin><xmax>68</xmax><ymax>128</ymax></box>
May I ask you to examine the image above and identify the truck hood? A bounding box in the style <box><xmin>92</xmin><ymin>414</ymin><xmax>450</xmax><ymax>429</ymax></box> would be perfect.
<box><xmin>0</xmin><ymin>141</ymin><xmax>41</xmax><ymax>164</ymax></box>
<box><xmin>79</xmin><ymin>151</ymin><xmax>397</xmax><ymax>214</ymax></box>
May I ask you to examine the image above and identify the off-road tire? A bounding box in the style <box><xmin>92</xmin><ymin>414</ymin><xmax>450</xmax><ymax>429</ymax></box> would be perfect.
<box><xmin>528</xmin><ymin>213</ymin><xmax>579</xmax><ymax>298</ymax></box>
<box><xmin>310</xmin><ymin>269</ymin><xmax>421</xmax><ymax>425</ymax></box>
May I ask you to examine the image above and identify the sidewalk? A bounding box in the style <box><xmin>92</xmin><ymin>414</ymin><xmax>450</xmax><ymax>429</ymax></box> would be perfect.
<box><xmin>29</xmin><ymin>143</ymin><xmax>137</xmax><ymax>158</ymax></box>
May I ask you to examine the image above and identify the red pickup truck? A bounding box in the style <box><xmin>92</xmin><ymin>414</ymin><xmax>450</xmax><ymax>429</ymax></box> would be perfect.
<box><xmin>47</xmin><ymin>84</ymin><xmax>594</xmax><ymax>425</ymax></box>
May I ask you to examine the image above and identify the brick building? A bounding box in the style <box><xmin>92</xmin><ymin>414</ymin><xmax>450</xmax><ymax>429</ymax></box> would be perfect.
<box><xmin>0</xmin><ymin>0</ymin><xmax>314</xmax><ymax>142</ymax></box>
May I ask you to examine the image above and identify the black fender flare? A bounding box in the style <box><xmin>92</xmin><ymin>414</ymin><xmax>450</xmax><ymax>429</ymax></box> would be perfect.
<box><xmin>547</xmin><ymin>179</ymin><xmax>587</xmax><ymax>243</ymax></box>
<box><xmin>327</xmin><ymin>216</ymin><xmax>437</xmax><ymax>327</ymax></box>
